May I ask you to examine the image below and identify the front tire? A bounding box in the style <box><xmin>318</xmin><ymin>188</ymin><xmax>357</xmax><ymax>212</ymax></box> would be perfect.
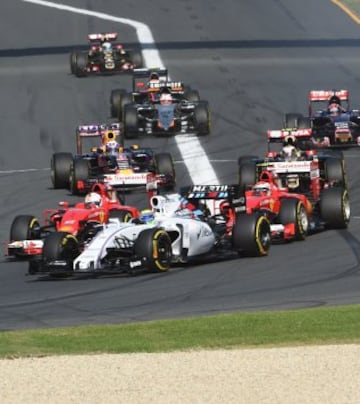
<box><xmin>10</xmin><ymin>215</ymin><xmax>40</xmax><ymax>241</ymax></box>
<box><xmin>134</xmin><ymin>228</ymin><xmax>172</xmax><ymax>272</ymax></box>
<box><xmin>123</xmin><ymin>105</ymin><xmax>139</xmax><ymax>138</ymax></box>
<box><xmin>232</xmin><ymin>214</ymin><xmax>271</xmax><ymax>256</ymax></box>
<box><xmin>42</xmin><ymin>232</ymin><xmax>80</xmax><ymax>262</ymax></box>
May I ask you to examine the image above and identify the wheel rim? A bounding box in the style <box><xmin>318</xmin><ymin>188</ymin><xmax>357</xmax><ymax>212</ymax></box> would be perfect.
<box><xmin>299</xmin><ymin>205</ymin><xmax>309</xmax><ymax>233</ymax></box>
<box><xmin>343</xmin><ymin>192</ymin><xmax>351</xmax><ymax>222</ymax></box>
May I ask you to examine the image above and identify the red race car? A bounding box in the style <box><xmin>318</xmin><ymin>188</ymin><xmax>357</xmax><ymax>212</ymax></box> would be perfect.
<box><xmin>244</xmin><ymin>170</ymin><xmax>313</xmax><ymax>241</ymax></box>
<box><xmin>7</xmin><ymin>183</ymin><xmax>140</xmax><ymax>258</ymax></box>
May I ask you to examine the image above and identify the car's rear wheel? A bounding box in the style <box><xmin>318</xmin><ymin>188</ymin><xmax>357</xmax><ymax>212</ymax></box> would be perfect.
<box><xmin>194</xmin><ymin>101</ymin><xmax>210</xmax><ymax>135</ymax></box>
<box><xmin>51</xmin><ymin>152</ymin><xmax>73</xmax><ymax>189</ymax></box>
<box><xmin>283</xmin><ymin>113</ymin><xmax>303</xmax><ymax>128</ymax></box>
<box><xmin>134</xmin><ymin>228</ymin><xmax>172</xmax><ymax>273</ymax></box>
<box><xmin>10</xmin><ymin>215</ymin><xmax>40</xmax><ymax>241</ymax></box>
<box><xmin>70</xmin><ymin>50</ymin><xmax>77</xmax><ymax>74</ymax></box>
<box><xmin>238</xmin><ymin>161</ymin><xmax>257</xmax><ymax>194</ymax></box>
<box><xmin>123</xmin><ymin>105</ymin><xmax>139</xmax><ymax>138</ymax></box>
<box><xmin>325</xmin><ymin>157</ymin><xmax>347</xmax><ymax>188</ymax></box>
<box><xmin>69</xmin><ymin>159</ymin><xmax>90</xmax><ymax>195</ymax></box>
<box><xmin>74</xmin><ymin>52</ymin><xmax>88</xmax><ymax>77</ymax></box>
<box><xmin>279</xmin><ymin>198</ymin><xmax>308</xmax><ymax>240</ymax></box>
<box><xmin>320</xmin><ymin>187</ymin><xmax>350</xmax><ymax>229</ymax></box>
<box><xmin>155</xmin><ymin>153</ymin><xmax>176</xmax><ymax>190</ymax></box>
<box><xmin>232</xmin><ymin>214</ymin><xmax>271</xmax><ymax>256</ymax></box>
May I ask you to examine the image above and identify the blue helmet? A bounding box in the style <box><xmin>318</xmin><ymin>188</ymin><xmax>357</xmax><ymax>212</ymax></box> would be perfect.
<box><xmin>140</xmin><ymin>209</ymin><xmax>155</xmax><ymax>224</ymax></box>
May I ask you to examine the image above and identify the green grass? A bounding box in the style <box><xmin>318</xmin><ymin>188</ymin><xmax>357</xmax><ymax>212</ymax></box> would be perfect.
<box><xmin>338</xmin><ymin>0</ymin><xmax>360</xmax><ymax>15</ymax></box>
<box><xmin>1</xmin><ymin>305</ymin><xmax>360</xmax><ymax>358</ymax></box>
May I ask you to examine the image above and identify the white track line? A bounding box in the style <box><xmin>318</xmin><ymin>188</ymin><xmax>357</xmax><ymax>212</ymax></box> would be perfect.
<box><xmin>22</xmin><ymin>0</ymin><xmax>219</xmax><ymax>184</ymax></box>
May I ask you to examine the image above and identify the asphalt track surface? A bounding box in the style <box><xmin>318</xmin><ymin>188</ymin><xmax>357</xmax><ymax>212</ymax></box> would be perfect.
<box><xmin>1</xmin><ymin>0</ymin><xmax>360</xmax><ymax>331</ymax></box>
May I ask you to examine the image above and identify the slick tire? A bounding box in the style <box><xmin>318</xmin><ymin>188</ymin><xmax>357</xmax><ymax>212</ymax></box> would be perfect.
<box><xmin>283</xmin><ymin>113</ymin><xmax>303</xmax><ymax>128</ymax></box>
<box><xmin>123</xmin><ymin>105</ymin><xmax>139</xmax><ymax>138</ymax></box>
<box><xmin>232</xmin><ymin>214</ymin><xmax>271</xmax><ymax>257</ymax></box>
<box><xmin>69</xmin><ymin>159</ymin><xmax>90</xmax><ymax>195</ymax></box>
<box><xmin>320</xmin><ymin>187</ymin><xmax>350</xmax><ymax>229</ymax></box>
<box><xmin>134</xmin><ymin>228</ymin><xmax>172</xmax><ymax>273</ymax></box>
<box><xmin>51</xmin><ymin>152</ymin><xmax>73</xmax><ymax>189</ymax></box>
<box><xmin>110</xmin><ymin>89</ymin><xmax>132</xmax><ymax>120</ymax></box>
<box><xmin>109</xmin><ymin>210</ymin><xmax>134</xmax><ymax>222</ymax></box>
<box><xmin>129</xmin><ymin>50</ymin><xmax>143</xmax><ymax>68</ymax></box>
<box><xmin>325</xmin><ymin>157</ymin><xmax>347</xmax><ymax>188</ymax></box>
<box><xmin>279</xmin><ymin>198</ymin><xmax>308</xmax><ymax>240</ymax></box>
<box><xmin>74</xmin><ymin>52</ymin><xmax>88</xmax><ymax>77</ymax></box>
<box><xmin>194</xmin><ymin>101</ymin><xmax>210</xmax><ymax>135</ymax></box>
<box><xmin>70</xmin><ymin>50</ymin><xmax>77</xmax><ymax>74</ymax></box>
<box><xmin>43</xmin><ymin>232</ymin><xmax>80</xmax><ymax>261</ymax></box>
<box><xmin>155</xmin><ymin>153</ymin><xmax>176</xmax><ymax>190</ymax></box>
<box><xmin>238</xmin><ymin>161</ymin><xmax>257</xmax><ymax>194</ymax></box>
<box><xmin>10</xmin><ymin>215</ymin><xmax>40</xmax><ymax>242</ymax></box>
<box><xmin>183</xmin><ymin>88</ymin><xmax>200</xmax><ymax>102</ymax></box>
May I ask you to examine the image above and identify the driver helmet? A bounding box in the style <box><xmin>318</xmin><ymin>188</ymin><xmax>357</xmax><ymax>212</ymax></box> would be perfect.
<box><xmin>85</xmin><ymin>192</ymin><xmax>102</xmax><ymax>208</ymax></box>
<box><xmin>139</xmin><ymin>209</ymin><xmax>156</xmax><ymax>224</ymax></box>
<box><xmin>253</xmin><ymin>181</ymin><xmax>271</xmax><ymax>196</ymax></box>
<box><xmin>328</xmin><ymin>103</ymin><xmax>341</xmax><ymax>116</ymax></box>
<box><xmin>102</xmin><ymin>41</ymin><xmax>112</xmax><ymax>52</ymax></box>
<box><xmin>282</xmin><ymin>144</ymin><xmax>298</xmax><ymax>161</ymax></box>
<box><xmin>106</xmin><ymin>141</ymin><xmax>120</xmax><ymax>156</ymax></box>
<box><xmin>286</xmin><ymin>174</ymin><xmax>300</xmax><ymax>190</ymax></box>
<box><xmin>160</xmin><ymin>93</ymin><xmax>173</xmax><ymax>105</ymax></box>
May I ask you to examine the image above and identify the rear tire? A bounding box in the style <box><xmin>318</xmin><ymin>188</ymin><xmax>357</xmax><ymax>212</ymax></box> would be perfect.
<box><xmin>325</xmin><ymin>157</ymin><xmax>347</xmax><ymax>188</ymax></box>
<box><xmin>194</xmin><ymin>101</ymin><xmax>210</xmax><ymax>135</ymax></box>
<box><xmin>232</xmin><ymin>214</ymin><xmax>271</xmax><ymax>256</ymax></box>
<box><xmin>110</xmin><ymin>89</ymin><xmax>132</xmax><ymax>120</ymax></box>
<box><xmin>284</xmin><ymin>113</ymin><xmax>303</xmax><ymax>128</ymax></box>
<box><xmin>129</xmin><ymin>50</ymin><xmax>143</xmax><ymax>68</ymax></box>
<box><xmin>74</xmin><ymin>52</ymin><xmax>88</xmax><ymax>77</ymax></box>
<box><xmin>279</xmin><ymin>198</ymin><xmax>308</xmax><ymax>240</ymax></box>
<box><xmin>10</xmin><ymin>215</ymin><xmax>40</xmax><ymax>241</ymax></box>
<box><xmin>155</xmin><ymin>153</ymin><xmax>176</xmax><ymax>190</ymax></box>
<box><xmin>134</xmin><ymin>228</ymin><xmax>172</xmax><ymax>272</ymax></box>
<box><xmin>238</xmin><ymin>161</ymin><xmax>257</xmax><ymax>194</ymax></box>
<box><xmin>123</xmin><ymin>105</ymin><xmax>139</xmax><ymax>138</ymax></box>
<box><xmin>320</xmin><ymin>187</ymin><xmax>350</xmax><ymax>229</ymax></box>
<box><xmin>70</xmin><ymin>50</ymin><xmax>77</xmax><ymax>74</ymax></box>
<box><xmin>69</xmin><ymin>159</ymin><xmax>90</xmax><ymax>195</ymax></box>
<box><xmin>51</xmin><ymin>152</ymin><xmax>73</xmax><ymax>189</ymax></box>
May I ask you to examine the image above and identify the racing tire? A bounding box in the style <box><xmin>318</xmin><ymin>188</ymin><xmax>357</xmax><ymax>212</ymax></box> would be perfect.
<box><xmin>232</xmin><ymin>214</ymin><xmax>271</xmax><ymax>257</ymax></box>
<box><xmin>10</xmin><ymin>215</ymin><xmax>40</xmax><ymax>241</ymax></box>
<box><xmin>69</xmin><ymin>159</ymin><xmax>90</xmax><ymax>195</ymax></box>
<box><xmin>70</xmin><ymin>50</ymin><xmax>77</xmax><ymax>74</ymax></box>
<box><xmin>123</xmin><ymin>105</ymin><xmax>139</xmax><ymax>139</ymax></box>
<box><xmin>279</xmin><ymin>198</ymin><xmax>308</xmax><ymax>240</ymax></box>
<box><xmin>129</xmin><ymin>50</ymin><xmax>143</xmax><ymax>68</ymax></box>
<box><xmin>74</xmin><ymin>52</ymin><xmax>88</xmax><ymax>78</ymax></box>
<box><xmin>183</xmin><ymin>89</ymin><xmax>200</xmax><ymax>102</ymax></box>
<box><xmin>51</xmin><ymin>152</ymin><xmax>73</xmax><ymax>189</ymax></box>
<box><xmin>325</xmin><ymin>157</ymin><xmax>347</xmax><ymax>188</ymax></box>
<box><xmin>297</xmin><ymin>117</ymin><xmax>311</xmax><ymax>129</ymax></box>
<box><xmin>134</xmin><ymin>228</ymin><xmax>172</xmax><ymax>273</ymax></box>
<box><xmin>284</xmin><ymin>113</ymin><xmax>303</xmax><ymax>128</ymax></box>
<box><xmin>155</xmin><ymin>153</ymin><xmax>176</xmax><ymax>190</ymax></box>
<box><xmin>194</xmin><ymin>101</ymin><xmax>210</xmax><ymax>135</ymax></box>
<box><xmin>237</xmin><ymin>155</ymin><xmax>258</xmax><ymax>166</ymax></box>
<box><xmin>110</xmin><ymin>89</ymin><xmax>132</xmax><ymax>120</ymax></box>
<box><xmin>42</xmin><ymin>232</ymin><xmax>80</xmax><ymax>262</ymax></box>
<box><xmin>238</xmin><ymin>161</ymin><xmax>257</xmax><ymax>194</ymax></box>
<box><xmin>320</xmin><ymin>187</ymin><xmax>350</xmax><ymax>229</ymax></box>
<box><xmin>109</xmin><ymin>210</ymin><xmax>133</xmax><ymax>222</ymax></box>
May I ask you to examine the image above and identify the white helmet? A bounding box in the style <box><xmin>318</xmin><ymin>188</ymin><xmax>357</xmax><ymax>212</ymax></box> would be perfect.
<box><xmin>160</xmin><ymin>93</ymin><xmax>173</xmax><ymax>105</ymax></box>
<box><xmin>253</xmin><ymin>181</ymin><xmax>271</xmax><ymax>196</ymax></box>
<box><xmin>282</xmin><ymin>145</ymin><xmax>298</xmax><ymax>161</ymax></box>
<box><xmin>102</xmin><ymin>42</ymin><xmax>112</xmax><ymax>51</ymax></box>
<box><xmin>85</xmin><ymin>192</ymin><xmax>102</xmax><ymax>207</ymax></box>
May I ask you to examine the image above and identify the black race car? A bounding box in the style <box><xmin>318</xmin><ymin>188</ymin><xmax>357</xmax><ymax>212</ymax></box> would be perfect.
<box><xmin>70</xmin><ymin>33</ymin><xmax>143</xmax><ymax>77</ymax></box>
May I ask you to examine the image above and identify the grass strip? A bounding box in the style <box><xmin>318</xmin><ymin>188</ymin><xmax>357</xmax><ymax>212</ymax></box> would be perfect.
<box><xmin>1</xmin><ymin>305</ymin><xmax>360</xmax><ymax>358</ymax></box>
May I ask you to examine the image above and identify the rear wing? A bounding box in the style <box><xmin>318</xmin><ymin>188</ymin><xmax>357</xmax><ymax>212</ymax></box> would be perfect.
<box><xmin>308</xmin><ymin>89</ymin><xmax>349</xmax><ymax>102</ymax></box>
<box><xmin>182</xmin><ymin>185</ymin><xmax>246</xmax><ymax>213</ymax></box>
<box><xmin>132</xmin><ymin>67</ymin><xmax>169</xmax><ymax>92</ymax></box>
<box><xmin>147</xmin><ymin>81</ymin><xmax>184</xmax><ymax>92</ymax></box>
<box><xmin>257</xmin><ymin>160</ymin><xmax>313</xmax><ymax>174</ymax></box>
<box><xmin>87</xmin><ymin>32</ymin><xmax>118</xmax><ymax>42</ymax></box>
<box><xmin>76</xmin><ymin>123</ymin><xmax>122</xmax><ymax>153</ymax></box>
<box><xmin>267</xmin><ymin>129</ymin><xmax>312</xmax><ymax>143</ymax></box>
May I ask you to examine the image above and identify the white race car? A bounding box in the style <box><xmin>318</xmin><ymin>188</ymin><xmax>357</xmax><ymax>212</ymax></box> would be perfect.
<box><xmin>28</xmin><ymin>185</ymin><xmax>271</xmax><ymax>276</ymax></box>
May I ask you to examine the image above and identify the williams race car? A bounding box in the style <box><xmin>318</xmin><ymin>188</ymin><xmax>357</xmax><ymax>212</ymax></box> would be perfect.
<box><xmin>7</xmin><ymin>183</ymin><xmax>140</xmax><ymax>259</ymax></box>
<box><xmin>50</xmin><ymin>122</ymin><xmax>176</xmax><ymax>194</ymax></box>
<box><xmin>27</xmin><ymin>185</ymin><xmax>271</xmax><ymax>277</ymax></box>
<box><xmin>70</xmin><ymin>32</ymin><xmax>143</xmax><ymax>77</ymax></box>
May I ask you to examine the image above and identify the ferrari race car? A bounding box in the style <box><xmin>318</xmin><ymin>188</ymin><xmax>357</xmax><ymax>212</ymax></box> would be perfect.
<box><xmin>7</xmin><ymin>183</ymin><xmax>140</xmax><ymax>258</ymax></box>
<box><xmin>27</xmin><ymin>185</ymin><xmax>271</xmax><ymax>277</ymax></box>
<box><xmin>70</xmin><ymin>32</ymin><xmax>143</xmax><ymax>77</ymax></box>
<box><xmin>50</xmin><ymin>123</ymin><xmax>176</xmax><ymax>194</ymax></box>
<box><xmin>245</xmin><ymin>170</ymin><xmax>313</xmax><ymax>241</ymax></box>
<box><xmin>238</xmin><ymin>138</ymin><xmax>350</xmax><ymax>231</ymax></box>
<box><xmin>283</xmin><ymin>89</ymin><xmax>360</xmax><ymax>147</ymax></box>
<box><xmin>109</xmin><ymin>68</ymin><xmax>210</xmax><ymax>137</ymax></box>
